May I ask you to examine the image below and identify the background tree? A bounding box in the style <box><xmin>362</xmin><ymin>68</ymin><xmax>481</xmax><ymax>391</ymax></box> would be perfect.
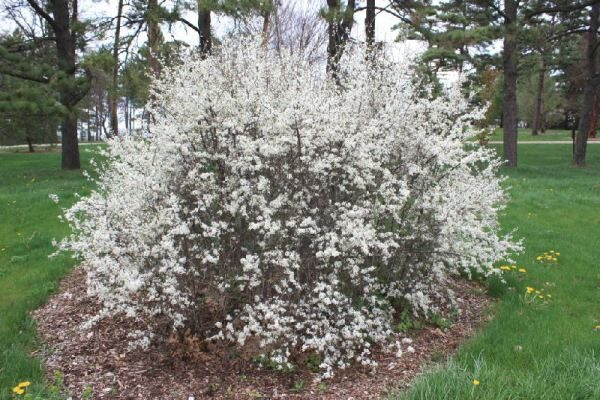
<box><xmin>0</xmin><ymin>70</ymin><xmax>62</xmax><ymax>150</ymax></box>
<box><xmin>574</xmin><ymin>3</ymin><xmax>600</xmax><ymax>166</ymax></box>
<box><xmin>109</xmin><ymin>0</ymin><xmax>124</xmax><ymax>137</ymax></box>
<box><xmin>324</xmin><ymin>0</ymin><xmax>356</xmax><ymax>78</ymax></box>
<box><xmin>238</xmin><ymin>0</ymin><xmax>328</xmax><ymax>63</ymax></box>
<box><xmin>0</xmin><ymin>0</ymin><xmax>93</xmax><ymax>169</ymax></box>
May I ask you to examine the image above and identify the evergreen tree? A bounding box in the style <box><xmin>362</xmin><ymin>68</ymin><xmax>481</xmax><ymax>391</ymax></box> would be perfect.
<box><xmin>0</xmin><ymin>0</ymin><xmax>93</xmax><ymax>169</ymax></box>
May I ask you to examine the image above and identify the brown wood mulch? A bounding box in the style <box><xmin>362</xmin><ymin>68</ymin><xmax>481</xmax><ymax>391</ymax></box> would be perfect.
<box><xmin>33</xmin><ymin>268</ymin><xmax>493</xmax><ymax>400</ymax></box>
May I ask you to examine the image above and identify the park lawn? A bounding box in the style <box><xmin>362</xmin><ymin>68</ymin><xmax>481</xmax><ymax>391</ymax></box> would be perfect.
<box><xmin>488</xmin><ymin>128</ymin><xmax>575</xmax><ymax>142</ymax></box>
<box><xmin>398</xmin><ymin>143</ymin><xmax>600</xmax><ymax>399</ymax></box>
<box><xmin>0</xmin><ymin>148</ymin><xmax>95</xmax><ymax>398</ymax></box>
<box><xmin>0</xmin><ymin>144</ymin><xmax>599</xmax><ymax>399</ymax></box>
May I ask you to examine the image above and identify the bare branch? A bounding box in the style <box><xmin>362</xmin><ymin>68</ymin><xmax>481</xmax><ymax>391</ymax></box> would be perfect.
<box><xmin>24</xmin><ymin>0</ymin><xmax>57</xmax><ymax>30</ymax></box>
<box><xmin>176</xmin><ymin>17</ymin><xmax>200</xmax><ymax>34</ymax></box>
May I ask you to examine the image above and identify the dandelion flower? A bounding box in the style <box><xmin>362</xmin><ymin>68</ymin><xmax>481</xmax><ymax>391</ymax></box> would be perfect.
<box><xmin>472</xmin><ymin>379</ymin><xmax>480</xmax><ymax>386</ymax></box>
<box><xmin>12</xmin><ymin>387</ymin><xmax>24</xmax><ymax>395</ymax></box>
<box><xmin>518</xmin><ymin>268</ymin><xmax>527</xmax><ymax>273</ymax></box>
<box><xmin>18</xmin><ymin>382</ymin><xmax>31</xmax><ymax>388</ymax></box>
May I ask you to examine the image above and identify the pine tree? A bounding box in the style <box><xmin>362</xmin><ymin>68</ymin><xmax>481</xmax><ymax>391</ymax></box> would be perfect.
<box><xmin>0</xmin><ymin>0</ymin><xmax>93</xmax><ymax>169</ymax></box>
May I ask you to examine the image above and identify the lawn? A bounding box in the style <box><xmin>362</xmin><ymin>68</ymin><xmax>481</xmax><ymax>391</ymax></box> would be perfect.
<box><xmin>0</xmin><ymin>148</ymin><xmax>94</xmax><ymax>398</ymax></box>
<box><xmin>488</xmin><ymin>128</ymin><xmax>575</xmax><ymax>142</ymax></box>
<box><xmin>398</xmin><ymin>143</ymin><xmax>600</xmax><ymax>399</ymax></box>
<box><xmin>0</xmin><ymin>144</ymin><xmax>599</xmax><ymax>399</ymax></box>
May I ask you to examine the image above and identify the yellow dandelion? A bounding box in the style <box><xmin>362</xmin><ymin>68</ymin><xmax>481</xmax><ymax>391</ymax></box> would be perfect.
<box><xmin>547</xmin><ymin>294</ymin><xmax>552</xmax><ymax>298</ymax></box>
<box><xmin>472</xmin><ymin>379</ymin><xmax>480</xmax><ymax>386</ymax></box>
<box><xmin>539</xmin><ymin>295</ymin><xmax>544</xmax><ymax>299</ymax></box>
<box><xmin>556</xmin><ymin>252</ymin><xmax>560</xmax><ymax>256</ymax></box>
<box><xmin>18</xmin><ymin>382</ymin><xmax>31</xmax><ymax>388</ymax></box>
<box><xmin>500</xmin><ymin>266</ymin><xmax>511</xmax><ymax>271</ymax></box>
<box><xmin>12</xmin><ymin>387</ymin><xmax>24</xmax><ymax>395</ymax></box>
<box><xmin>526</xmin><ymin>287</ymin><xmax>535</xmax><ymax>294</ymax></box>
<box><xmin>595</xmin><ymin>325</ymin><xmax>600</xmax><ymax>330</ymax></box>
<box><xmin>535</xmin><ymin>290</ymin><xmax>541</xmax><ymax>294</ymax></box>
<box><xmin>518</xmin><ymin>268</ymin><xmax>527</xmax><ymax>273</ymax></box>
<box><xmin>536</xmin><ymin>256</ymin><xmax>542</xmax><ymax>261</ymax></box>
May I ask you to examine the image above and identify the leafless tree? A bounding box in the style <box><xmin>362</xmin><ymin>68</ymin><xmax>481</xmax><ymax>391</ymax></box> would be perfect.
<box><xmin>238</xmin><ymin>0</ymin><xmax>329</xmax><ymax>65</ymax></box>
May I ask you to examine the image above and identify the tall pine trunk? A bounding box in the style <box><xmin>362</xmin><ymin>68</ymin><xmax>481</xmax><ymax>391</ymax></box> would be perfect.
<box><xmin>198</xmin><ymin>0</ymin><xmax>211</xmax><ymax>55</ymax></box>
<box><xmin>109</xmin><ymin>0</ymin><xmax>123</xmax><ymax>137</ymax></box>
<box><xmin>587</xmin><ymin>86</ymin><xmax>600</xmax><ymax>138</ymax></box>
<box><xmin>326</xmin><ymin>0</ymin><xmax>355</xmax><ymax>79</ymax></box>
<box><xmin>502</xmin><ymin>0</ymin><xmax>518</xmax><ymax>167</ymax></box>
<box><xmin>52</xmin><ymin>0</ymin><xmax>81</xmax><ymax>169</ymax></box>
<box><xmin>124</xmin><ymin>97</ymin><xmax>129</xmax><ymax>132</ymax></box>
<box><xmin>531</xmin><ymin>59</ymin><xmax>545</xmax><ymax>136</ymax></box>
<box><xmin>262</xmin><ymin>13</ymin><xmax>270</xmax><ymax>49</ymax></box>
<box><xmin>62</xmin><ymin>112</ymin><xmax>80</xmax><ymax>169</ymax></box>
<box><xmin>574</xmin><ymin>4</ymin><xmax>600</xmax><ymax>166</ymax></box>
<box><xmin>365</xmin><ymin>0</ymin><xmax>375</xmax><ymax>49</ymax></box>
<box><xmin>147</xmin><ymin>0</ymin><xmax>161</xmax><ymax>78</ymax></box>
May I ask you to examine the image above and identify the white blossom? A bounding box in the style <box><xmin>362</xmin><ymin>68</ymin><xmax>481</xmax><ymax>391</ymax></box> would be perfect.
<box><xmin>57</xmin><ymin>39</ymin><xmax>520</xmax><ymax>378</ymax></box>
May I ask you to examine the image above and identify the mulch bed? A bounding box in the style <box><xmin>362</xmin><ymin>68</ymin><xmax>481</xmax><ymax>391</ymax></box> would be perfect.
<box><xmin>33</xmin><ymin>268</ymin><xmax>492</xmax><ymax>399</ymax></box>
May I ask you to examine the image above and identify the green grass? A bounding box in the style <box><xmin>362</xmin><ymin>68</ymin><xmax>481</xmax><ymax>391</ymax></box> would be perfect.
<box><xmin>487</xmin><ymin>128</ymin><xmax>575</xmax><ymax>142</ymax></box>
<box><xmin>0</xmin><ymin>148</ymin><xmax>95</xmax><ymax>399</ymax></box>
<box><xmin>1</xmin><ymin>144</ymin><xmax>599</xmax><ymax>399</ymax></box>
<box><xmin>398</xmin><ymin>144</ymin><xmax>600</xmax><ymax>399</ymax></box>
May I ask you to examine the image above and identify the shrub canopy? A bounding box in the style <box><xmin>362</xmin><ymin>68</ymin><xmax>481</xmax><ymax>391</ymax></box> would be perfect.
<box><xmin>59</xmin><ymin>40</ymin><xmax>520</xmax><ymax>377</ymax></box>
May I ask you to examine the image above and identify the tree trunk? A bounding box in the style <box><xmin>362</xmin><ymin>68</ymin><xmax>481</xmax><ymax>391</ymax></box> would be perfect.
<box><xmin>26</xmin><ymin>135</ymin><xmax>35</xmax><ymax>152</ymax></box>
<box><xmin>531</xmin><ymin>58</ymin><xmax>545</xmax><ymax>136</ymax></box>
<box><xmin>52</xmin><ymin>0</ymin><xmax>82</xmax><ymax>169</ymax></box>
<box><xmin>129</xmin><ymin>101</ymin><xmax>133</xmax><ymax>132</ymax></box>
<box><xmin>502</xmin><ymin>0</ymin><xmax>518</xmax><ymax>167</ymax></box>
<box><xmin>261</xmin><ymin>4</ymin><xmax>271</xmax><ymax>49</ymax></box>
<box><xmin>365</xmin><ymin>0</ymin><xmax>375</xmax><ymax>49</ymax></box>
<box><xmin>326</xmin><ymin>0</ymin><xmax>356</xmax><ymax>80</ymax></box>
<box><xmin>541</xmin><ymin>113</ymin><xmax>546</xmax><ymax>133</ymax></box>
<box><xmin>273</xmin><ymin>2</ymin><xmax>282</xmax><ymax>53</ymax></box>
<box><xmin>95</xmin><ymin>102</ymin><xmax>100</xmax><ymax>139</ymax></box>
<box><xmin>61</xmin><ymin>112</ymin><xmax>80</xmax><ymax>169</ymax></box>
<box><xmin>109</xmin><ymin>0</ymin><xmax>124</xmax><ymax>137</ymax></box>
<box><xmin>587</xmin><ymin>86</ymin><xmax>600</xmax><ymax>138</ymax></box>
<box><xmin>87</xmin><ymin>106</ymin><xmax>92</xmax><ymax>141</ymax></box>
<box><xmin>147</xmin><ymin>0</ymin><xmax>161</xmax><ymax>78</ymax></box>
<box><xmin>575</xmin><ymin>4</ymin><xmax>600</xmax><ymax>166</ymax></box>
<box><xmin>124</xmin><ymin>96</ymin><xmax>129</xmax><ymax>132</ymax></box>
<box><xmin>198</xmin><ymin>0</ymin><xmax>211</xmax><ymax>55</ymax></box>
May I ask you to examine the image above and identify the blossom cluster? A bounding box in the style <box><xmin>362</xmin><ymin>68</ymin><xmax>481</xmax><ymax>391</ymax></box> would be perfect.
<box><xmin>58</xmin><ymin>40</ymin><xmax>520</xmax><ymax>377</ymax></box>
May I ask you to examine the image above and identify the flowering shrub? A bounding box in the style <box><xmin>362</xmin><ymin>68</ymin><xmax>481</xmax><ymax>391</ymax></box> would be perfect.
<box><xmin>58</xmin><ymin>40</ymin><xmax>520</xmax><ymax>377</ymax></box>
